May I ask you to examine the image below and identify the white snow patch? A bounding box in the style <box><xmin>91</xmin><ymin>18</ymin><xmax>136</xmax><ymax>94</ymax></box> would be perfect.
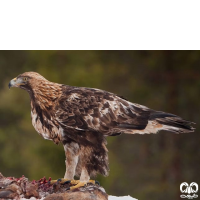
<box><xmin>20</xmin><ymin>197</ymin><xmax>45</xmax><ymax>200</ymax></box>
<box><xmin>109</xmin><ymin>195</ymin><xmax>137</xmax><ymax>200</ymax></box>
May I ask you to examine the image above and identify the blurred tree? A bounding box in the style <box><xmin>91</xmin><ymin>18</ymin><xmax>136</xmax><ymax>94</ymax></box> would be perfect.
<box><xmin>0</xmin><ymin>51</ymin><xmax>199</xmax><ymax>200</ymax></box>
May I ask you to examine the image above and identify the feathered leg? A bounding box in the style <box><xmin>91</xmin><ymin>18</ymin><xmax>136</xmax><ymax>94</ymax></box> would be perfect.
<box><xmin>63</xmin><ymin>142</ymin><xmax>79</xmax><ymax>179</ymax></box>
<box><xmin>50</xmin><ymin>134</ymin><xmax>107</xmax><ymax>189</ymax></box>
<box><xmin>50</xmin><ymin>142</ymin><xmax>79</xmax><ymax>184</ymax></box>
<box><xmin>66</xmin><ymin>142</ymin><xmax>107</xmax><ymax>190</ymax></box>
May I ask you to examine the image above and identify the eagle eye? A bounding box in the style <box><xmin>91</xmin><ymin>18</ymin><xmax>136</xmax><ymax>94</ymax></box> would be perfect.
<box><xmin>23</xmin><ymin>77</ymin><xmax>28</xmax><ymax>81</ymax></box>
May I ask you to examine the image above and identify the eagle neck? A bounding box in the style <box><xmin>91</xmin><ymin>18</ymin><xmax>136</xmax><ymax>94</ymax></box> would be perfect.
<box><xmin>30</xmin><ymin>81</ymin><xmax>62</xmax><ymax>111</ymax></box>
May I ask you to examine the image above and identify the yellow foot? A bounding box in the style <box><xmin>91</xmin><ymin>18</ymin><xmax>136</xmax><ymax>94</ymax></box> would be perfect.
<box><xmin>68</xmin><ymin>181</ymin><xmax>87</xmax><ymax>190</ymax></box>
<box><xmin>49</xmin><ymin>178</ymin><xmax>100</xmax><ymax>189</ymax></box>
<box><xmin>66</xmin><ymin>180</ymin><xmax>100</xmax><ymax>190</ymax></box>
<box><xmin>49</xmin><ymin>178</ymin><xmax>70</xmax><ymax>184</ymax></box>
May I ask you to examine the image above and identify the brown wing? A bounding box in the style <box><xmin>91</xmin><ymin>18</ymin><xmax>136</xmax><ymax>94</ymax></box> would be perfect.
<box><xmin>55</xmin><ymin>86</ymin><xmax>151</xmax><ymax>136</ymax></box>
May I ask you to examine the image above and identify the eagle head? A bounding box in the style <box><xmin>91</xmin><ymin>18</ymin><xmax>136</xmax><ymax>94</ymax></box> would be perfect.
<box><xmin>8</xmin><ymin>72</ymin><xmax>47</xmax><ymax>91</ymax></box>
<box><xmin>9</xmin><ymin>72</ymin><xmax>62</xmax><ymax>109</ymax></box>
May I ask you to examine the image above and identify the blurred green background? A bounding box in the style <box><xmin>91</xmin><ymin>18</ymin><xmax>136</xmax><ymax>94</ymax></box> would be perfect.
<box><xmin>0</xmin><ymin>51</ymin><xmax>199</xmax><ymax>199</ymax></box>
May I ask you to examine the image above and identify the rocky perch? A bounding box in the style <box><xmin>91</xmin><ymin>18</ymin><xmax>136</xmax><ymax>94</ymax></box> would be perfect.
<box><xmin>0</xmin><ymin>172</ymin><xmax>108</xmax><ymax>200</ymax></box>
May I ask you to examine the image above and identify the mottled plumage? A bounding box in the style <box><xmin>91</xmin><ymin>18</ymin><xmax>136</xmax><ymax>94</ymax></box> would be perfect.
<box><xmin>9</xmin><ymin>72</ymin><xmax>195</xmax><ymax>183</ymax></box>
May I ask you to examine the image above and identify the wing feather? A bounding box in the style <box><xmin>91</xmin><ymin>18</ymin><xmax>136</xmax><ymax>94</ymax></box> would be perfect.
<box><xmin>55</xmin><ymin>86</ymin><xmax>150</xmax><ymax>135</ymax></box>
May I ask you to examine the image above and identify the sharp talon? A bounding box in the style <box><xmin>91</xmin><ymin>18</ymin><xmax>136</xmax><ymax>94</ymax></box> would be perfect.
<box><xmin>57</xmin><ymin>178</ymin><xmax>62</xmax><ymax>182</ymax></box>
<box><xmin>95</xmin><ymin>180</ymin><xmax>100</xmax><ymax>185</ymax></box>
<box><xmin>66</xmin><ymin>187</ymin><xmax>70</xmax><ymax>191</ymax></box>
<box><xmin>64</xmin><ymin>180</ymin><xmax>71</xmax><ymax>184</ymax></box>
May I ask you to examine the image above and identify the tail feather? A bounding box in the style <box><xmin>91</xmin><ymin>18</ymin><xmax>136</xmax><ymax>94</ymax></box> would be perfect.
<box><xmin>150</xmin><ymin>111</ymin><xmax>195</xmax><ymax>134</ymax></box>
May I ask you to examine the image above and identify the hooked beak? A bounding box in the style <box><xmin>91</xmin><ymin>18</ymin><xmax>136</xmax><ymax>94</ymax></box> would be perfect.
<box><xmin>8</xmin><ymin>77</ymin><xmax>20</xmax><ymax>89</ymax></box>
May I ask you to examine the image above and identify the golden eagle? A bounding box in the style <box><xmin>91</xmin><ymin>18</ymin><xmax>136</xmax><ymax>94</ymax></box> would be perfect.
<box><xmin>9</xmin><ymin>72</ymin><xmax>194</xmax><ymax>190</ymax></box>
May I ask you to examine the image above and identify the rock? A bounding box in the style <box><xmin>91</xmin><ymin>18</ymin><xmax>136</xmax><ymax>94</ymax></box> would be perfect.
<box><xmin>0</xmin><ymin>172</ymin><xmax>108</xmax><ymax>200</ymax></box>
